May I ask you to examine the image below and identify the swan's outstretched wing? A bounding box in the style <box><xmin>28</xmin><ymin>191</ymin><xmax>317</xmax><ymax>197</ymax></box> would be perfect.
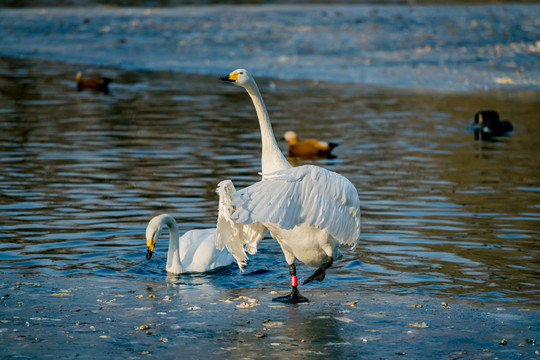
<box><xmin>216</xmin><ymin>180</ymin><xmax>266</xmax><ymax>269</ymax></box>
<box><xmin>231</xmin><ymin>165</ymin><xmax>361</xmax><ymax>247</ymax></box>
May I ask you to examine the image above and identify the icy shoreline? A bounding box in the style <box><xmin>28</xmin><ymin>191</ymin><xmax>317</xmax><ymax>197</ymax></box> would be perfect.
<box><xmin>1</xmin><ymin>273</ymin><xmax>538</xmax><ymax>358</ymax></box>
<box><xmin>1</xmin><ymin>4</ymin><xmax>539</xmax><ymax>92</ymax></box>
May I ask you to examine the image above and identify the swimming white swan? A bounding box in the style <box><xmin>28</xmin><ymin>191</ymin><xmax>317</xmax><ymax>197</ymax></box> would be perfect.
<box><xmin>217</xmin><ymin>69</ymin><xmax>361</xmax><ymax>303</ymax></box>
<box><xmin>145</xmin><ymin>214</ymin><xmax>235</xmax><ymax>274</ymax></box>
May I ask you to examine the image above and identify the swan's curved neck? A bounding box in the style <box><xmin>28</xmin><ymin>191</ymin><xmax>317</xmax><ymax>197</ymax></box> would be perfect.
<box><xmin>163</xmin><ymin>216</ymin><xmax>183</xmax><ymax>274</ymax></box>
<box><xmin>244</xmin><ymin>81</ymin><xmax>291</xmax><ymax>174</ymax></box>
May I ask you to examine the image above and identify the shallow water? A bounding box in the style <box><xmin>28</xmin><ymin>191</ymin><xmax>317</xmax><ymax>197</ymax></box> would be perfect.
<box><xmin>0</xmin><ymin>275</ymin><xmax>538</xmax><ymax>359</ymax></box>
<box><xmin>1</xmin><ymin>58</ymin><xmax>539</xmax><ymax>358</ymax></box>
<box><xmin>1</xmin><ymin>4</ymin><xmax>540</xmax><ymax>355</ymax></box>
<box><xmin>1</xmin><ymin>56</ymin><xmax>539</xmax><ymax>307</ymax></box>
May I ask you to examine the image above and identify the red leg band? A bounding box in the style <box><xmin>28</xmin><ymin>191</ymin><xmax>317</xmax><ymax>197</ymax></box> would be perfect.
<box><xmin>291</xmin><ymin>275</ymin><xmax>298</xmax><ymax>287</ymax></box>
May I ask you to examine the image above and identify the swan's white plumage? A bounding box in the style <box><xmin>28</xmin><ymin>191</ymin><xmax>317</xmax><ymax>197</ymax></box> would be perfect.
<box><xmin>216</xmin><ymin>179</ymin><xmax>266</xmax><ymax>268</ymax></box>
<box><xmin>146</xmin><ymin>214</ymin><xmax>235</xmax><ymax>274</ymax></box>
<box><xmin>232</xmin><ymin>166</ymin><xmax>360</xmax><ymax>247</ymax></box>
<box><xmin>217</xmin><ymin>69</ymin><xmax>361</xmax><ymax>274</ymax></box>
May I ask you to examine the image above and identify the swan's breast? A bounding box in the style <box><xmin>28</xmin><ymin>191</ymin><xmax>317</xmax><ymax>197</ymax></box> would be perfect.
<box><xmin>266</xmin><ymin>223</ymin><xmax>340</xmax><ymax>268</ymax></box>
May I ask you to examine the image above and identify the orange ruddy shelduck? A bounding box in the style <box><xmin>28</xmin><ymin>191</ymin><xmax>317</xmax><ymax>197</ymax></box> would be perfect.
<box><xmin>283</xmin><ymin>130</ymin><xmax>338</xmax><ymax>157</ymax></box>
<box><xmin>76</xmin><ymin>72</ymin><xmax>112</xmax><ymax>94</ymax></box>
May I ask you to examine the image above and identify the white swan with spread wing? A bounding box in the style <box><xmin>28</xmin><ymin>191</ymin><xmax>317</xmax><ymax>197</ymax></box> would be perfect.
<box><xmin>217</xmin><ymin>69</ymin><xmax>361</xmax><ymax>303</ymax></box>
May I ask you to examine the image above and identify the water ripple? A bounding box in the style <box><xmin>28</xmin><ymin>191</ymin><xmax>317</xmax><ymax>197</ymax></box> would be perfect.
<box><xmin>0</xmin><ymin>57</ymin><xmax>539</xmax><ymax>306</ymax></box>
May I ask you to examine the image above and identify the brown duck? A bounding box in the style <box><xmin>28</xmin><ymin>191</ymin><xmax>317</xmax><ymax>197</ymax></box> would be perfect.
<box><xmin>76</xmin><ymin>72</ymin><xmax>112</xmax><ymax>94</ymax></box>
<box><xmin>283</xmin><ymin>130</ymin><xmax>338</xmax><ymax>157</ymax></box>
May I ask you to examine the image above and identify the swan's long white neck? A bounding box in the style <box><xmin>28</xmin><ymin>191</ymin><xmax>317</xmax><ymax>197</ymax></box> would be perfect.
<box><xmin>244</xmin><ymin>81</ymin><xmax>291</xmax><ymax>174</ymax></box>
<box><xmin>162</xmin><ymin>215</ymin><xmax>183</xmax><ymax>274</ymax></box>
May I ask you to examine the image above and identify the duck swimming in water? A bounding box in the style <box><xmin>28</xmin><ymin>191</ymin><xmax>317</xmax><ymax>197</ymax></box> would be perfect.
<box><xmin>283</xmin><ymin>130</ymin><xmax>339</xmax><ymax>157</ymax></box>
<box><xmin>473</xmin><ymin>110</ymin><xmax>513</xmax><ymax>140</ymax></box>
<box><xmin>76</xmin><ymin>72</ymin><xmax>112</xmax><ymax>94</ymax></box>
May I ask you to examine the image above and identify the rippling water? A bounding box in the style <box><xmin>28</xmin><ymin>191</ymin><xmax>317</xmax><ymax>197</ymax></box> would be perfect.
<box><xmin>0</xmin><ymin>57</ymin><xmax>539</xmax><ymax>306</ymax></box>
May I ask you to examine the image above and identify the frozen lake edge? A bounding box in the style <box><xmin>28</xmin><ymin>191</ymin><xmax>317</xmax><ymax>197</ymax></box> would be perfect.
<box><xmin>1</xmin><ymin>4</ymin><xmax>539</xmax><ymax>92</ymax></box>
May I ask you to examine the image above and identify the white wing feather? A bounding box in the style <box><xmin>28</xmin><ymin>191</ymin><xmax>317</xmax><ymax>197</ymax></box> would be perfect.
<box><xmin>231</xmin><ymin>165</ymin><xmax>361</xmax><ymax>247</ymax></box>
<box><xmin>215</xmin><ymin>180</ymin><xmax>266</xmax><ymax>269</ymax></box>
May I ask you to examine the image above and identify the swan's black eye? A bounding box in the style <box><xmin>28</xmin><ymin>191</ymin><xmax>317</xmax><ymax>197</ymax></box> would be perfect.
<box><xmin>240</xmin><ymin>72</ymin><xmax>244</xmax><ymax>74</ymax></box>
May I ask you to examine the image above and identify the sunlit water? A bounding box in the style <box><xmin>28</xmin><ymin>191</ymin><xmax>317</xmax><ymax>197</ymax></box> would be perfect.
<box><xmin>1</xmin><ymin>57</ymin><xmax>538</xmax><ymax>307</ymax></box>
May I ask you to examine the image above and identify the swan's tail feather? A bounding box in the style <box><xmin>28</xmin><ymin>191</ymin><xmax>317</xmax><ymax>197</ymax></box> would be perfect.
<box><xmin>216</xmin><ymin>180</ymin><xmax>265</xmax><ymax>270</ymax></box>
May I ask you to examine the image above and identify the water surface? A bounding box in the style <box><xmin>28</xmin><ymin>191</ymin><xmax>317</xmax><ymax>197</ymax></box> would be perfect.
<box><xmin>2</xmin><ymin>4</ymin><xmax>540</xmax><ymax>359</ymax></box>
<box><xmin>1</xmin><ymin>35</ymin><xmax>540</xmax><ymax>356</ymax></box>
<box><xmin>1</xmin><ymin>57</ymin><xmax>538</xmax><ymax>306</ymax></box>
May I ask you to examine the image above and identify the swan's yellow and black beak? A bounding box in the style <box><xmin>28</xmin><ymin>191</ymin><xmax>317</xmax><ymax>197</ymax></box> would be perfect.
<box><xmin>146</xmin><ymin>238</ymin><xmax>155</xmax><ymax>260</ymax></box>
<box><xmin>219</xmin><ymin>71</ymin><xmax>238</xmax><ymax>82</ymax></box>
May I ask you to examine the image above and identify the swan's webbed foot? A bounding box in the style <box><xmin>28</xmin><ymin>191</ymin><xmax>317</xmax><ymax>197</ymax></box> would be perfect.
<box><xmin>303</xmin><ymin>256</ymin><xmax>333</xmax><ymax>285</ymax></box>
<box><xmin>303</xmin><ymin>267</ymin><xmax>326</xmax><ymax>285</ymax></box>
<box><xmin>272</xmin><ymin>287</ymin><xmax>309</xmax><ymax>304</ymax></box>
<box><xmin>272</xmin><ymin>263</ymin><xmax>309</xmax><ymax>303</ymax></box>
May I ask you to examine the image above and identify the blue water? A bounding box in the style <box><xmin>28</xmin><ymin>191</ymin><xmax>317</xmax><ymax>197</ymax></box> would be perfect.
<box><xmin>1</xmin><ymin>56</ymin><xmax>538</xmax><ymax>306</ymax></box>
<box><xmin>0</xmin><ymin>5</ymin><xmax>539</xmax><ymax>358</ymax></box>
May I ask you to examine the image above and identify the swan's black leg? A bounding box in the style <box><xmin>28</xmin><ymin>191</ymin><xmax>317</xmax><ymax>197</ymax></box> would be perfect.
<box><xmin>272</xmin><ymin>264</ymin><xmax>309</xmax><ymax>304</ymax></box>
<box><xmin>303</xmin><ymin>257</ymin><xmax>333</xmax><ymax>285</ymax></box>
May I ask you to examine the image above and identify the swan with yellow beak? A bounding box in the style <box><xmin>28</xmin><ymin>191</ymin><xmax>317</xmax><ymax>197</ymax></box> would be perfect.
<box><xmin>217</xmin><ymin>69</ymin><xmax>361</xmax><ymax>303</ymax></box>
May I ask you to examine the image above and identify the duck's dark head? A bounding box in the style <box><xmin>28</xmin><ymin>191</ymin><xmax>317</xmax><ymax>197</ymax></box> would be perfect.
<box><xmin>474</xmin><ymin>110</ymin><xmax>500</xmax><ymax>127</ymax></box>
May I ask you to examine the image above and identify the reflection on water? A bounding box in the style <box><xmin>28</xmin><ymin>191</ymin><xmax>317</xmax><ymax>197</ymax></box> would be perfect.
<box><xmin>0</xmin><ymin>57</ymin><xmax>539</xmax><ymax>305</ymax></box>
